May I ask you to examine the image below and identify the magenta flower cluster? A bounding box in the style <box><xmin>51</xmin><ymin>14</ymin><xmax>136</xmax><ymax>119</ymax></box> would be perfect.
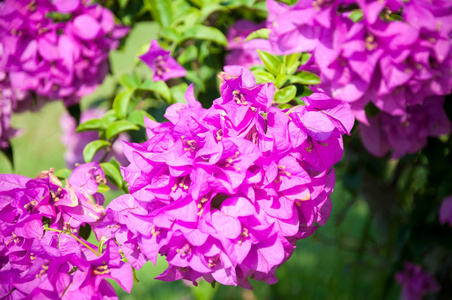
<box><xmin>0</xmin><ymin>0</ymin><xmax>128</xmax><ymax>148</ymax></box>
<box><xmin>359</xmin><ymin>96</ymin><xmax>451</xmax><ymax>158</ymax></box>
<box><xmin>0</xmin><ymin>163</ymin><xmax>133</xmax><ymax>299</ymax></box>
<box><xmin>395</xmin><ymin>262</ymin><xmax>440</xmax><ymax>300</ymax></box>
<box><xmin>95</xmin><ymin>67</ymin><xmax>354</xmax><ymax>288</ymax></box>
<box><xmin>0</xmin><ymin>71</ymin><xmax>30</xmax><ymax>148</ymax></box>
<box><xmin>0</xmin><ymin>0</ymin><xmax>128</xmax><ymax>104</ymax></box>
<box><xmin>265</xmin><ymin>0</ymin><xmax>452</xmax><ymax>157</ymax></box>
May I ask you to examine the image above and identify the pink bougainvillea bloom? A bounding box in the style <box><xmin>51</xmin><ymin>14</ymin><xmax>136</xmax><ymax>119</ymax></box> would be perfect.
<box><xmin>0</xmin><ymin>71</ymin><xmax>30</xmax><ymax>148</ymax></box>
<box><xmin>100</xmin><ymin>70</ymin><xmax>354</xmax><ymax>288</ymax></box>
<box><xmin>395</xmin><ymin>262</ymin><xmax>440</xmax><ymax>300</ymax></box>
<box><xmin>0</xmin><ymin>165</ymin><xmax>132</xmax><ymax>298</ymax></box>
<box><xmin>0</xmin><ymin>0</ymin><xmax>128</xmax><ymax>105</ymax></box>
<box><xmin>265</xmin><ymin>0</ymin><xmax>452</xmax><ymax>158</ymax></box>
<box><xmin>439</xmin><ymin>196</ymin><xmax>452</xmax><ymax>226</ymax></box>
<box><xmin>359</xmin><ymin>96</ymin><xmax>451</xmax><ymax>158</ymax></box>
<box><xmin>139</xmin><ymin>39</ymin><xmax>186</xmax><ymax>82</ymax></box>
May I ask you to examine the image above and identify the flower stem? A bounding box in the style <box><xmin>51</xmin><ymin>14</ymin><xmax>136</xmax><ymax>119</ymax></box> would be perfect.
<box><xmin>44</xmin><ymin>227</ymin><xmax>101</xmax><ymax>257</ymax></box>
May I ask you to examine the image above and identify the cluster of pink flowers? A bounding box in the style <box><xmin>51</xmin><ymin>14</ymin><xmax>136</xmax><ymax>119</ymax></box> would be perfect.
<box><xmin>0</xmin><ymin>71</ymin><xmax>30</xmax><ymax>148</ymax></box>
<box><xmin>94</xmin><ymin>67</ymin><xmax>354</xmax><ymax>287</ymax></box>
<box><xmin>395</xmin><ymin>262</ymin><xmax>440</xmax><ymax>300</ymax></box>
<box><xmin>0</xmin><ymin>163</ymin><xmax>133</xmax><ymax>299</ymax></box>
<box><xmin>262</xmin><ymin>0</ymin><xmax>452</xmax><ymax>157</ymax></box>
<box><xmin>359</xmin><ymin>96</ymin><xmax>451</xmax><ymax>158</ymax></box>
<box><xmin>0</xmin><ymin>0</ymin><xmax>128</xmax><ymax>148</ymax></box>
<box><xmin>0</xmin><ymin>0</ymin><xmax>128</xmax><ymax>104</ymax></box>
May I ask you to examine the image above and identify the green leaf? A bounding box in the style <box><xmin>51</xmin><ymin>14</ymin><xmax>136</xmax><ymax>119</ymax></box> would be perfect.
<box><xmin>158</xmin><ymin>27</ymin><xmax>181</xmax><ymax>43</ymax></box>
<box><xmin>185</xmin><ymin>70</ymin><xmax>206</xmax><ymax>92</ymax></box>
<box><xmin>54</xmin><ymin>168</ymin><xmax>72</xmax><ymax>179</ymax></box>
<box><xmin>223</xmin><ymin>0</ymin><xmax>256</xmax><ymax>9</ymax></box>
<box><xmin>45</xmin><ymin>11</ymin><xmax>72</xmax><ymax>23</ymax></box>
<box><xmin>100</xmin><ymin>162</ymin><xmax>123</xmax><ymax>188</ymax></box>
<box><xmin>83</xmin><ymin>140</ymin><xmax>111</xmax><ymax>163</ymax></box>
<box><xmin>257</xmin><ymin>50</ymin><xmax>281</xmax><ymax>76</ymax></box>
<box><xmin>301</xmin><ymin>52</ymin><xmax>312</xmax><ymax>66</ymax></box>
<box><xmin>244</xmin><ymin>28</ymin><xmax>270</xmax><ymax>42</ymax></box>
<box><xmin>278</xmin><ymin>103</ymin><xmax>292</xmax><ymax>110</ymax></box>
<box><xmin>106</xmin><ymin>120</ymin><xmax>139</xmax><ymax>140</ymax></box>
<box><xmin>182</xmin><ymin>24</ymin><xmax>228</xmax><ymax>46</ymax></box>
<box><xmin>101</xmin><ymin>110</ymin><xmax>117</xmax><ymax>124</ymax></box>
<box><xmin>139</xmin><ymin>79</ymin><xmax>172</xmax><ymax>102</ymax></box>
<box><xmin>252</xmin><ymin>1</ymin><xmax>267</xmax><ymax>11</ymax></box>
<box><xmin>278</xmin><ymin>63</ymin><xmax>287</xmax><ymax>75</ymax></box>
<box><xmin>275</xmin><ymin>74</ymin><xmax>288</xmax><ymax>89</ymax></box>
<box><xmin>284</xmin><ymin>53</ymin><xmax>302</xmax><ymax>75</ymax></box>
<box><xmin>177</xmin><ymin>44</ymin><xmax>198</xmax><ymax>65</ymax></box>
<box><xmin>97</xmin><ymin>184</ymin><xmax>110</xmax><ymax>193</ymax></box>
<box><xmin>252</xmin><ymin>69</ymin><xmax>275</xmax><ymax>84</ymax></box>
<box><xmin>118</xmin><ymin>0</ymin><xmax>129</xmax><ymax>9</ymax></box>
<box><xmin>388</xmin><ymin>14</ymin><xmax>403</xmax><ymax>21</ymax></box>
<box><xmin>170</xmin><ymin>83</ymin><xmax>189</xmax><ymax>103</ymax></box>
<box><xmin>200</xmin><ymin>4</ymin><xmax>229</xmax><ymax>22</ymax></box>
<box><xmin>274</xmin><ymin>85</ymin><xmax>297</xmax><ymax>104</ymax></box>
<box><xmin>289</xmin><ymin>71</ymin><xmax>321</xmax><ymax>85</ymax></box>
<box><xmin>349</xmin><ymin>9</ymin><xmax>363</xmax><ymax>22</ymax></box>
<box><xmin>178</xmin><ymin>8</ymin><xmax>202</xmax><ymax>29</ymax></box>
<box><xmin>127</xmin><ymin>110</ymin><xmax>155</xmax><ymax>127</ymax></box>
<box><xmin>76</xmin><ymin>119</ymin><xmax>103</xmax><ymax>133</ymax></box>
<box><xmin>113</xmin><ymin>90</ymin><xmax>132</xmax><ymax>119</ymax></box>
<box><xmin>144</xmin><ymin>0</ymin><xmax>172</xmax><ymax>27</ymax></box>
<box><xmin>119</xmin><ymin>73</ymin><xmax>140</xmax><ymax>91</ymax></box>
<box><xmin>298</xmin><ymin>86</ymin><xmax>313</xmax><ymax>98</ymax></box>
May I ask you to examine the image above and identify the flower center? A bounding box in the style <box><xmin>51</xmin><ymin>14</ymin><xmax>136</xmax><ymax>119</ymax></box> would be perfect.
<box><xmin>92</xmin><ymin>262</ymin><xmax>110</xmax><ymax>276</ymax></box>
<box><xmin>233</xmin><ymin>90</ymin><xmax>248</xmax><ymax>105</ymax></box>
<box><xmin>155</xmin><ymin>55</ymin><xmax>171</xmax><ymax>76</ymax></box>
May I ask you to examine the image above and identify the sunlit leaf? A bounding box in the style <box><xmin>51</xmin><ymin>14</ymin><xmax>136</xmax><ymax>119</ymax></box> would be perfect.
<box><xmin>274</xmin><ymin>85</ymin><xmax>297</xmax><ymax>104</ymax></box>
<box><xmin>83</xmin><ymin>140</ymin><xmax>111</xmax><ymax>163</ymax></box>
<box><xmin>100</xmin><ymin>162</ymin><xmax>123</xmax><ymax>188</ymax></box>
<box><xmin>113</xmin><ymin>90</ymin><xmax>132</xmax><ymax>119</ymax></box>
<box><xmin>257</xmin><ymin>50</ymin><xmax>281</xmax><ymax>76</ymax></box>
<box><xmin>106</xmin><ymin>120</ymin><xmax>139</xmax><ymax>140</ymax></box>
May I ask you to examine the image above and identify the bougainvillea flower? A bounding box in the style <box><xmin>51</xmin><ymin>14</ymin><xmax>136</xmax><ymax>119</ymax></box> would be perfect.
<box><xmin>439</xmin><ymin>196</ymin><xmax>452</xmax><ymax>226</ymax></box>
<box><xmin>359</xmin><ymin>97</ymin><xmax>451</xmax><ymax>158</ymax></box>
<box><xmin>106</xmin><ymin>70</ymin><xmax>354</xmax><ymax>288</ymax></box>
<box><xmin>395</xmin><ymin>262</ymin><xmax>440</xmax><ymax>300</ymax></box>
<box><xmin>0</xmin><ymin>165</ymin><xmax>132</xmax><ymax>298</ymax></box>
<box><xmin>265</xmin><ymin>0</ymin><xmax>452</xmax><ymax>157</ymax></box>
<box><xmin>0</xmin><ymin>0</ymin><xmax>128</xmax><ymax>105</ymax></box>
<box><xmin>139</xmin><ymin>39</ymin><xmax>186</xmax><ymax>82</ymax></box>
<box><xmin>0</xmin><ymin>72</ymin><xmax>30</xmax><ymax>148</ymax></box>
